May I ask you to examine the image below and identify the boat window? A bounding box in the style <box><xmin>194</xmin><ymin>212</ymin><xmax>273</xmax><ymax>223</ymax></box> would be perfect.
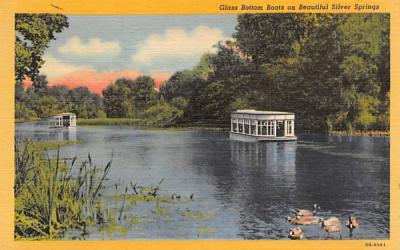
<box><xmin>259</xmin><ymin>121</ymin><xmax>267</xmax><ymax>135</ymax></box>
<box><xmin>238</xmin><ymin>119</ymin><xmax>243</xmax><ymax>133</ymax></box>
<box><xmin>250</xmin><ymin>124</ymin><xmax>256</xmax><ymax>135</ymax></box>
<box><xmin>244</xmin><ymin>119</ymin><xmax>250</xmax><ymax>134</ymax></box>
<box><xmin>232</xmin><ymin>119</ymin><xmax>238</xmax><ymax>132</ymax></box>
<box><xmin>267</xmin><ymin>121</ymin><xmax>275</xmax><ymax>136</ymax></box>
<box><xmin>286</xmin><ymin>120</ymin><xmax>293</xmax><ymax>136</ymax></box>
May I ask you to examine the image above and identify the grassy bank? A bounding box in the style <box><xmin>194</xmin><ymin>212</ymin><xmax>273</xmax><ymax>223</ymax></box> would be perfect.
<box><xmin>77</xmin><ymin>118</ymin><xmax>230</xmax><ymax>131</ymax></box>
<box><xmin>15</xmin><ymin>118</ymin><xmax>39</xmax><ymax>123</ymax></box>
<box><xmin>78</xmin><ymin>118</ymin><xmax>390</xmax><ymax>135</ymax></box>
<box><xmin>77</xmin><ymin>118</ymin><xmax>148</xmax><ymax>126</ymax></box>
<box><xmin>34</xmin><ymin>140</ymin><xmax>79</xmax><ymax>149</ymax></box>
<box><xmin>329</xmin><ymin>130</ymin><xmax>390</xmax><ymax>137</ymax></box>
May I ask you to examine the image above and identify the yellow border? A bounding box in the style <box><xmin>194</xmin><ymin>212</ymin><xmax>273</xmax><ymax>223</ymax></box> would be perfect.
<box><xmin>1</xmin><ymin>0</ymin><xmax>399</xmax><ymax>249</ymax></box>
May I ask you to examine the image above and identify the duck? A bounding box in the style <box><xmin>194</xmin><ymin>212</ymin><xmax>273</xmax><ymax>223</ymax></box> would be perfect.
<box><xmin>319</xmin><ymin>217</ymin><xmax>341</xmax><ymax>236</ymax></box>
<box><xmin>287</xmin><ymin>215</ymin><xmax>319</xmax><ymax>225</ymax></box>
<box><xmin>346</xmin><ymin>216</ymin><xmax>359</xmax><ymax>236</ymax></box>
<box><xmin>288</xmin><ymin>227</ymin><xmax>304</xmax><ymax>240</ymax></box>
<box><xmin>292</xmin><ymin>204</ymin><xmax>320</xmax><ymax>217</ymax></box>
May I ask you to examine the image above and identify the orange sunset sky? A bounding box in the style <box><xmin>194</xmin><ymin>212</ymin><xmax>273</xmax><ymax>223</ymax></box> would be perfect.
<box><xmin>23</xmin><ymin>15</ymin><xmax>237</xmax><ymax>95</ymax></box>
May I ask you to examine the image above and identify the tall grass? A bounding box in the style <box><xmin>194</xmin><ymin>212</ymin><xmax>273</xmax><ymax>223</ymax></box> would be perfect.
<box><xmin>14</xmin><ymin>139</ymin><xmax>111</xmax><ymax>239</ymax></box>
<box><xmin>77</xmin><ymin>118</ymin><xmax>230</xmax><ymax>131</ymax></box>
<box><xmin>77</xmin><ymin>118</ymin><xmax>147</xmax><ymax>126</ymax></box>
<box><xmin>329</xmin><ymin>130</ymin><xmax>390</xmax><ymax>136</ymax></box>
<box><xmin>15</xmin><ymin>139</ymin><xmax>200</xmax><ymax>240</ymax></box>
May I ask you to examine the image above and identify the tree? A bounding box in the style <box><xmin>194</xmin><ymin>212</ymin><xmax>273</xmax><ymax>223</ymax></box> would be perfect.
<box><xmin>34</xmin><ymin>96</ymin><xmax>60</xmax><ymax>117</ymax></box>
<box><xmin>103</xmin><ymin>79</ymin><xmax>134</xmax><ymax>118</ymax></box>
<box><xmin>132</xmin><ymin>76</ymin><xmax>157</xmax><ymax>115</ymax></box>
<box><xmin>192</xmin><ymin>53</ymin><xmax>213</xmax><ymax>78</ymax></box>
<box><xmin>200</xmin><ymin>82</ymin><xmax>231</xmax><ymax>121</ymax></box>
<box><xmin>31</xmin><ymin>74</ymin><xmax>49</xmax><ymax>96</ymax></box>
<box><xmin>234</xmin><ymin>14</ymin><xmax>305</xmax><ymax>66</ymax></box>
<box><xmin>169</xmin><ymin>97</ymin><xmax>188</xmax><ymax>111</ymax></box>
<box><xmin>145</xmin><ymin>103</ymin><xmax>184</xmax><ymax>127</ymax></box>
<box><xmin>15</xmin><ymin>14</ymin><xmax>69</xmax><ymax>81</ymax></box>
<box><xmin>103</xmin><ymin>76</ymin><xmax>158</xmax><ymax>118</ymax></box>
<box><xmin>68</xmin><ymin>87</ymin><xmax>102</xmax><ymax>118</ymax></box>
<box><xmin>228</xmin><ymin>13</ymin><xmax>389</xmax><ymax>131</ymax></box>
<box><xmin>160</xmin><ymin>70</ymin><xmax>199</xmax><ymax>101</ymax></box>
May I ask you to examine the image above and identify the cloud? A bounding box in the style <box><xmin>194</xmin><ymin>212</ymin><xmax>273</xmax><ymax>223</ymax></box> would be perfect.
<box><xmin>58</xmin><ymin>36</ymin><xmax>121</xmax><ymax>57</ymax></box>
<box><xmin>132</xmin><ymin>26</ymin><xmax>229</xmax><ymax>65</ymax></box>
<box><xmin>40</xmin><ymin>55</ymin><xmax>94</xmax><ymax>79</ymax></box>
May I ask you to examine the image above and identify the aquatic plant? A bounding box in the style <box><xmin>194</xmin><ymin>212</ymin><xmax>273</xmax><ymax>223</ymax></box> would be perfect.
<box><xmin>14</xmin><ymin>139</ymin><xmax>111</xmax><ymax>239</ymax></box>
<box><xmin>15</xmin><ymin>139</ymin><xmax>215</xmax><ymax>240</ymax></box>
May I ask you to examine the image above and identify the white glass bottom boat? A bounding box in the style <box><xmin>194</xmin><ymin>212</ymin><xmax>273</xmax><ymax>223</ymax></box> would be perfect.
<box><xmin>49</xmin><ymin>113</ymin><xmax>77</xmax><ymax>129</ymax></box>
<box><xmin>229</xmin><ymin>110</ymin><xmax>297</xmax><ymax>142</ymax></box>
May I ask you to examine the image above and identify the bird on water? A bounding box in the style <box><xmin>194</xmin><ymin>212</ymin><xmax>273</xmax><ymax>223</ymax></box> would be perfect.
<box><xmin>319</xmin><ymin>217</ymin><xmax>342</xmax><ymax>237</ymax></box>
<box><xmin>287</xmin><ymin>215</ymin><xmax>319</xmax><ymax>225</ymax></box>
<box><xmin>346</xmin><ymin>216</ymin><xmax>359</xmax><ymax>237</ymax></box>
<box><xmin>288</xmin><ymin>227</ymin><xmax>304</xmax><ymax>240</ymax></box>
<box><xmin>292</xmin><ymin>204</ymin><xmax>320</xmax><ymax>217</ymax></box>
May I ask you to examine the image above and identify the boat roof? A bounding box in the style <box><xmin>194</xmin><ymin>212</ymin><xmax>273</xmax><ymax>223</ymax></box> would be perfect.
<box><xmin>231</xmin><ymin>109</ymin><xmax>294</xmax><ymax>115</ymax></box>
<box><xmin>49</xmin><ymin>112</ymin><xmax>76</xmax><ymax>118</ymax></box>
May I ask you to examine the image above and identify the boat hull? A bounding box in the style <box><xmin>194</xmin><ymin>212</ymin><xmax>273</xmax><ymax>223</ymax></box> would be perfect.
<box><xmin>229</xmin><ymin>132</ymin><xmax>297</xmax><ymax>142</ymax></box>
<box><xmin>49</xmin><ymin>126</ymin><xmax>76</xmax><ymax>129</ymax></box>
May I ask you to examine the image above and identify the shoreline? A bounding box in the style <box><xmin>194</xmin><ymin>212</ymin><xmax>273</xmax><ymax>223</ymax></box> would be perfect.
<box><xmin>329</xmin><ymin>130</ymin><xmax>389</xmax><ymax>137</ymax></box>
<box><xmin>76</xmin><ymin>118</ymin><xmax>230</xmax><ymax>131</ymax></box>
<box><xmin>15</xmin><ymin>119</ymin><xmax>390</xmax><ymax>136</ymax></box>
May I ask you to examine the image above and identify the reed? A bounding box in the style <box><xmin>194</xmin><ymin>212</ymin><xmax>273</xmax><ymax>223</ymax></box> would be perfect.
<box><xmin>15</xmin><ymin>139</ymin><xmax>202</xmax><ymax>239</ymax></box>
<box><xmin>14</xmin><ymin>139</ymin><xmax>112</xmax><ymax>240</ymax></box>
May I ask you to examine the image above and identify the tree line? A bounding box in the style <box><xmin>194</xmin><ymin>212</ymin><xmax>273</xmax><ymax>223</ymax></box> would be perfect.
<box><xmin>160</xmin><ymin>14</ymin><xmax>389</xmax><ymax>131</ymax></box>
<box><xmin>15</xmin><ymin>75</ymin><xmax>104</xmax><ymax>120</ymax></box>
<box><xmin>15</xmin><ymin>13</ymin><xmax>389</xmax><ymax>131</ymax></box>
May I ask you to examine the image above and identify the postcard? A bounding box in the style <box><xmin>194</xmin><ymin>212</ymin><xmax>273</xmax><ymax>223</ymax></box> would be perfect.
<box><xmin>0</xmin><ymin>0</ymin><xmax>399</xmax><ymax>249</ymax></box>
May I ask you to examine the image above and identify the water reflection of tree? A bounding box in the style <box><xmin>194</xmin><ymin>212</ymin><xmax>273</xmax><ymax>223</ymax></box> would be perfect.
<box><xmin>293</xmin><ymin>136</ymin><xmax>389</xmax><ymax>238</ymax></box>
<box><xmin>189</xmin><ymin>138</ymin><xmax>298</xmax><ymax>238</ymax></box>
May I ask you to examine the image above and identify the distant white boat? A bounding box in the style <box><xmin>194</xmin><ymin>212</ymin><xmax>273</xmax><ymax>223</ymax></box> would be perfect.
<box><xmin>49</xmin><ymin>113</ymin><xmax>76</xmax><ymax>128</ymax></box>
<box><xmin>229</xmin><ymin>109</ymin><xmax>297</xmax><ymax>142</ymax></box>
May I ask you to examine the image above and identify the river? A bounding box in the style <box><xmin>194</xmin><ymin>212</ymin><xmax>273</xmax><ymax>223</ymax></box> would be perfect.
<box><xmin>15</xmin><ymin>122</ymin><xmax>390</xmax><ymax>240</ymax></box>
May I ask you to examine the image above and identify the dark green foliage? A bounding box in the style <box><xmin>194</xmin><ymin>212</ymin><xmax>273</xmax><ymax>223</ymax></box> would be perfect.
<box><xmin>68</xmin><ymin>87</ymin><xmax>103</xmax><ymax>118</ymax></box>
<box><xmin>14</xmin><ymin>14</ymin><xmax>103</xmax><ymax>120</ymax></box>
<box><xmin>31</xmin><ymin>75</ymin><xmax>49</xmax><ymax>96</ymax></box>
<box><xmin>15</xmin><ymin>79</ymin><xmax>104</xmax><ymax>120</ymax></box>
<box><xmin>234</xmin><ymin>14</ymin><xmax>306</xmax><ymax>66</ymax></box>
<box><xmin>15</xmin><ymin>14</ymin><xmax>69</xmax><ymax>81</ymax></box>
<box><xmin>160</xmin><ymin>70</ymin><xmax>198</xmax><ymax>102</ymax></box>
<box><xmin>145</xmin><ymin>103</ymin><xmax>184</xmax><ymax>127</ymax></box>
<box><xmin>161</xmin><ymin>13</ymin><xmax>389</xmax><ymax>132</ymax></box>
<box><xmin>15</xmin><ymin>13</ymin><xmax>389</xmax><ymax>132</ymax></box>
<box><xmin>103</xmin><ymin>77</ymin><xmax>158</xmax><ymax>118</ymax></box>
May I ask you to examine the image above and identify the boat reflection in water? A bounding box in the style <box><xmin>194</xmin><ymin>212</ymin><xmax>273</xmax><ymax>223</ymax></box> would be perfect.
<box><xmin>226</xmin><ymin>140</ymin><xmax>298</xmax><ymax>239</ymax></box>
<box><xmin>16</xmin><ymin>121</ymin><xmax>77</xmax><ymax>142</ymax></box>
<box><xmin>14</xmin><ymin>124</ymin><xmax>389</xmax><ymax>239</ymax></box>
<box><xmin>230</xmin><ymin>140</ymin><xmax>297</xmax><ymax>174</ymax></box>
<box><xmin>49</xmin><ymin>127</ymin><xmax>77</xmax><ymax>141</ymax></box>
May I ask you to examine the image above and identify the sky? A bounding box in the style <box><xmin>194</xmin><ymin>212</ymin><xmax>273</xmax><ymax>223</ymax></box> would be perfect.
<box><xmin>34</xmin><ymin>15</ymin><xmax>238</xmax><ymax>95</ymax></box>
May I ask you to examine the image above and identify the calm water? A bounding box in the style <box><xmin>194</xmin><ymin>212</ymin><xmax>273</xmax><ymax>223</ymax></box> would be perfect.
<box><xmin>16</xmin><ymin>122</ymin><xmax>390</xmax><ymax>240</ymax></box>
